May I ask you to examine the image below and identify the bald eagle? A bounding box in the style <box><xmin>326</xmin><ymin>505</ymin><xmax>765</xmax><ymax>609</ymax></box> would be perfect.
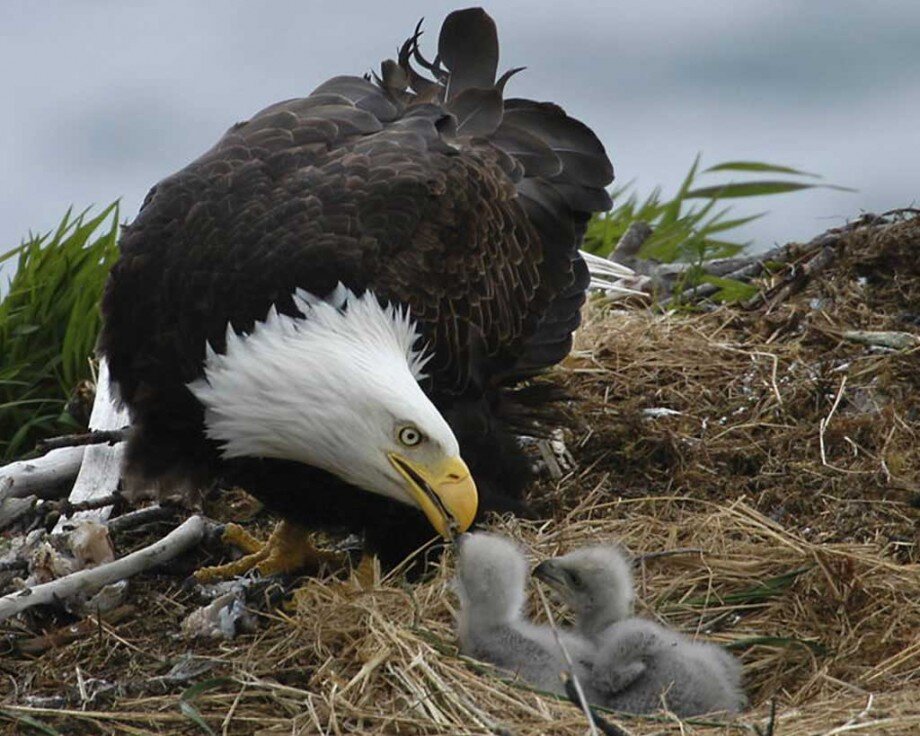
<box><xmin>100</xmin><ymin>7</ymin><xmax>628</xmax><ymax>572</ymax></box>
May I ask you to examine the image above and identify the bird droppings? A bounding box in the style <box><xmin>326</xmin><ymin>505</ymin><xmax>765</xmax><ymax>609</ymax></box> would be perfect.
<box><xmin>4</xmin><ymin>519</ymin><xmax>115</xmax><ymax>589</ymax></box>
<box><xmin>180</xmin><ymin>587</ymin><xmax>256</xmax><ymax>640</ymax></box>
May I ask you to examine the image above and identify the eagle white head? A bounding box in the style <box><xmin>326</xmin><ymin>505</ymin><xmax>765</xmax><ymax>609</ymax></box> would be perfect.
<box><xmin>188</xmin><ymin>284</ymin><xmax>477</xmax><ymax>538</ymax></box>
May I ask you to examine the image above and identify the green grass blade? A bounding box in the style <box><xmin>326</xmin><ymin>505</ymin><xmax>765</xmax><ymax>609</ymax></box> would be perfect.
<box><xmin>704</xmin><ymin>161</ymin><xmax>821</xmax><ymax>178</ymax></box>
<box><xmin>180</xmin><ymin>702</ymin><xmax>217</xmax><ymax>736</ymax></box>
<box><xmin>726</xmin><ymin>636</ymin><xmax>828</xmax><ymax>655</ymax></box>
<box><xmin>0</xmin><ymin>711</ymin><xmax>63</xmax><ymax>736</ymax></box>
<box><xmin>680</xmin><ymin>566</ymin><xmax>812</xmax><ymax>607</ymax></box>
<box><xmin>701</xmin><ymin>275</ymin><xmax>760</xmax><ymax>302</ymax></box>
<box><xmin>583</xmin><ymin>156</ymin><xmax>837</xmax><ymax>271</ymax></box>
<box><xmin>0</xmin><ymin>242</ymin><xmax>28</xmax><ymax>266</ymax></box>
<box><xmin>0</xmin><ymin>203</ymin><xmax>120</xmax><ymax>461</ymax></box>
<box><xmin>686</xmin><ymin>180</ymin><xmax>855</xmax><ymax>199</ymax></box>
<box><xmin>179</xmin><ymin>678</ymin><xmax>235</xmax><ymax>735</ymax></box>
<box><xmin>703</xmin><ymin>212</ymin><xmax>767</xmax><ymax>234</ymax></box>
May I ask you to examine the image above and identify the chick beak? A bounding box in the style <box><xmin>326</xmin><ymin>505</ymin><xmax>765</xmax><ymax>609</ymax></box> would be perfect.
<box><xmin>387</xmin><ymin>453</ymin><xmax>478</xmax><ymax>539</ymax></box>
<box><xmin>533</xmin><ymin>559</ymin><xmax>568</xmax><ymax>592</ymax></box>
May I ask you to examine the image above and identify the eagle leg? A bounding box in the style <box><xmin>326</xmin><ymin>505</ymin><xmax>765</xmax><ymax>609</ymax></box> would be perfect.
<box><xmin>194</xmin><ymin>520</ymin><xmax>343</xmax><ymax>582</ymax></box>
<box><xmin>219</xmin><ymin>523</ymin><xmax>267</xmax><ymax>554</ymax></box>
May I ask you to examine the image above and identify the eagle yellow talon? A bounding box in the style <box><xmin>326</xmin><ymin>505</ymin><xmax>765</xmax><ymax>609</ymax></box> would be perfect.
<box><xmin>221</xmin><ymin>522</ymin><xmax>267</xmax><ymax>555</ymax></box>
<box><xmin>195</xmin><ymin>520</ymin><xmax>343</xmax><ymax>582</ymax></box>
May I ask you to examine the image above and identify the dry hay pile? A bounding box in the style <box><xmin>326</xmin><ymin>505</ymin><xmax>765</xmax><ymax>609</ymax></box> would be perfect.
<box><xmin>1</xmin><ymin>213</ymin><xmax>918</xmax><ymax>735</ymax></box>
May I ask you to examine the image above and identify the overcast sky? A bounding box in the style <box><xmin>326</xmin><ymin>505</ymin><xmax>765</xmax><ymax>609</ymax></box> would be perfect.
<box><xmin>2</xmin><ymin>0</ymin><xmax>918</xmax><ymax>278</ymax></box>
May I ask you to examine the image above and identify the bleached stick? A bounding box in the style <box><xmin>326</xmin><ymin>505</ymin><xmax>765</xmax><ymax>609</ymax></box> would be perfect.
<box><xmin>53</xmin><ymin>359</ymin><xmax>130</xmax><ymax>532</ymax></box>
<box><xmin>107</xmin><ymin>504</ymin><xmax>170</xmax><ymax>533</ymax></box>
<box><xmin>37</xmin><ymin>428</ymin><xmax>128</xmax><ymax>453</ymax></box>
<box><xmin>0</xmin><ymin>495</ymin><xmax>37</xmax><ymax>530</ymax></box>
<box><xmin>0</xmin><ymin>515</ymin><xmax>207</xmax><ymax>622</ymax></box>
<box><xmin>580</xmin><ymin>250</ymin><xmax>635</xmax><ymax>279</ymax></box>
<box><xmin>581</xmin><ymin>250</ymin><xmax>647</xmax><ymax>298</ymax></box>
<box><xmin>841</xmin><ymin>330</ymin><xmax>920</xmax><ymax>351</ymax></box>
<box><xmin>533</xmin><ymin>583</ymin><xmax>599</xmax><ymax>736</ymax></box>
<box><xmin>0</xmin><ymin>446</ymin><xmax>86</xmax><ymax>502</ymax></box>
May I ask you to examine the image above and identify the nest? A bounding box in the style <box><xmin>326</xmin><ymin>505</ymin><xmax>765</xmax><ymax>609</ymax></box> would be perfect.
<box><xmin>1</xmin><ymin>213</ymin><xmax>918</xmax><ymax>734</ymax></box>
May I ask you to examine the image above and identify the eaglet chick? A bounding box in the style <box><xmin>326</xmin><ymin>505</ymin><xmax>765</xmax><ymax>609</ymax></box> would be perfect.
<box><xmin>534</xmin><ymin>545</ymin><xmax>745</xmax><ymax>716</ymax></box>
<box><xmin>454</xmin><ymin>532</ymin><xmax>594</xmax><ymax>695</ymax></box>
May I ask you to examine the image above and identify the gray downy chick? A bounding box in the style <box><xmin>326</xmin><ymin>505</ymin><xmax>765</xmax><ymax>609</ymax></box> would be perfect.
<box><xmin>534</xmin><ymin>545</ymin><xmax>745</xmax><ymax>716</ymax></box>
<box><xmin>454</xmin><ymin>532</ymin><xmax>595</xmax><ymax>695</ymax></box>
<box><xmin>533</xmin><ymin>544</ymin><xmax>636</xmax><ymax>638</ymax></box>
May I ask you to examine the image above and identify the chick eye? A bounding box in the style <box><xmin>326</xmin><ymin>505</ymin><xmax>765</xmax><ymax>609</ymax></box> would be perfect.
<box><xmin>397</xmin><ymin>425</ymin><xmax>424</xmax><ymax>447</ymax></box>
<box><xmin>568</xmin><ymin>571</ymin><xmax>584</xmax><ymax>589</ymax></box>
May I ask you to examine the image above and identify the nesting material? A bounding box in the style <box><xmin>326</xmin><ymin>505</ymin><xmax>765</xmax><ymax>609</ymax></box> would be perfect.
<box><xmin>0</xmin><ymin>215</ymin><xmax>917</xmax><ymax>734</ymax></box>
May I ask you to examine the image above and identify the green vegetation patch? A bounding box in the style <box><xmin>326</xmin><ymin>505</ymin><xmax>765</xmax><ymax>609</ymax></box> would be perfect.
<box><xmin>0</xmin><ymin>204</ymin><xmax>120</xmax><ymax>460</ymax></box>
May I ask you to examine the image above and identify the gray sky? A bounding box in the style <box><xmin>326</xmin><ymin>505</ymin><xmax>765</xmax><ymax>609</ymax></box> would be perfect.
<box><xmin>2</xmin><ymin>0</ymin><xmax>919</xmax><ymax>275</ymax></box>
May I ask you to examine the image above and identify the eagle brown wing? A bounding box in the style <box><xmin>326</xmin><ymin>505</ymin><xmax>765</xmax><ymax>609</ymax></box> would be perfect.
<box><xmin>100</xmin><ymin>8</ymin><xmax>613</xmax><ymax>497</ymax></box>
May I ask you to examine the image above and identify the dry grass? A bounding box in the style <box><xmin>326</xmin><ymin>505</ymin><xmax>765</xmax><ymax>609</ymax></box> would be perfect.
<box><xmin>1</xmin><ymin>214</ymin><xmax>918</xmax><ymax>735</ymax></box>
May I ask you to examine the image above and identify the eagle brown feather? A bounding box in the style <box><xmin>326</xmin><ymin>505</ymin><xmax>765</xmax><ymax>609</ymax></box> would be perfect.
<box><xmin>99</xmin><ymin>7</ymin><xmax>614</xmax><ymax>564</ymax></box>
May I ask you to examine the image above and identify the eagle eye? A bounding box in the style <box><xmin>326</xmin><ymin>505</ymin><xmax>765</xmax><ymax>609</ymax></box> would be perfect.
<box><xmin>397</xmin><ymin>425</ymin><xmax>424</xmax><ymax>447</ymax></box>
<box><xmin>568</xmin><ymin>570</ymin><xmax>584</xmax><ymax>590</ymax></box>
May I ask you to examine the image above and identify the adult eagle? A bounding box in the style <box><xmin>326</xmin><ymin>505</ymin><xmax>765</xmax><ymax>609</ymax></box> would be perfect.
<box><xmin>100</xmin><ymin>7</ymin><xmax>629</xmax><ymax>575</ymax></box>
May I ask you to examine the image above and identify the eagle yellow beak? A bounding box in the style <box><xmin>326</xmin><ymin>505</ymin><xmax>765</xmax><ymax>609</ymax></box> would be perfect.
<box><xmin>387</xmin><ymin>453</ymin><xmax>478</xmax><ymax>538</ymax></box>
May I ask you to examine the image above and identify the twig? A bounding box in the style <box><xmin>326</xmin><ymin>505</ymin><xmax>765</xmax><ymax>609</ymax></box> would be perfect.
<box><xmin>743</xmin><ymin>214</ymin><xmax>889</xmax><ymax>309</ymax></box>
<box><xmin>644</xmin><ymin>209</ymin><xmax>902</xmax><ymax>307</ymax></box>
<box><xmin>535</xmin><ymin>439</ymin><xmax>563</xmax><ymax>480</ymax></box>
<box><xmin>562</xmin><ymin>678</ymin><xmax>631</xmax><ymax>736</ymax></box>
<box><xmin>54</xmin><ymin>492</ymin><xmax>123</xmax><ymax>517</ymax></box>
<box><xmin>53</xmin><ymin>359</ymin><xmax>130</xmax><ymax>531</ymax></box>
<box><xmin>840</xmin><ymin>330</ymin><xmax>920</xmax><ymax>351</ymax></box>
<box><xmin>634</xmin><ymin>547</ymin><xmax>703</xmax><ymax>563</ymax></box>
<box><xmin>0</xmin><ymin>558</ymin><xmax>29</xmax><ymax>573</ymax></box>
<box><xmin>36</xmin><ymin>428</ymin><xmax>129</xmax><ymax>453</ymax></box>
<box><xmin>666</xmin><ymin>233</ymin><xmax>835</xmax><ymax>305</ymax></box>
<box><xmin>0</xmin><ymin>496</ymin><xmax>37</xmax><ymax>531</ymax></box>
<box><xmin>107</xmin><ymin>505</ymin><xmax>173</xmax><ymax>534</ymax></box>
<box><xmin>819</xmin><ymin>376</ymin><xmax>847</xmax><ymax>466</ymax></box>
<box><xmin>533</xmin><ymin>583</ymin><xmax>599</xmax><ymax>736</ymax></box>
<box><xmin>762</xmin><ymin>245</ymin><xmax>837</xmax><ymax>313</ymax></box>
<box><xmin>753</xmin><ymin>699</ymin><xmax>777</xmax><ymax>736</ymax></box>
<box><xmin>0</xmin><ymin>515</ymin><xmax>208</xmax><ymax>622</ymax></box>
<box><xmin>0</xmin><ymin>447</ymin><xmax>86</xmax><ymax>502</ymax></box>
<box><xmin>669</xmin><ymin>239</ymin><xmax>819</xmax><ymax>304</ymax></box>
<box><xmin>824</xmin><ymin>693</ymin><xmax>874</xmax><ymax>736</ymax></box>
<box><xmin>14</xmin><ymin>605</ymin><xmax>135</xmax><ymax>655</ymax></box>
<box><xmin>609</xmin><ymin>222</ymin><xmax>653</xmax><ymax>265</ymax></box>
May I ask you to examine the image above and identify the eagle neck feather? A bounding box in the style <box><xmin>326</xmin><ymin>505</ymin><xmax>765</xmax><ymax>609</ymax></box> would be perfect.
<box><xmin>187</xmin><ymin>286</ymin><xmax>437</xmax><ymax>472</ymax></box>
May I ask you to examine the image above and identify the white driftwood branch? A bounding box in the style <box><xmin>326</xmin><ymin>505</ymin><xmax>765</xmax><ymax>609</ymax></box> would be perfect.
<box><xmin>0</xmin><ymin>495</ymin><xmax>37</xmax><ymax>530</ymax></box>
<box><xmin>841</xmin><ymin>330</ymin><xmax>920</xmax><ymax>351</ymax></box>
<box><xmin>580</xmin><ymin>249</ymin><xmax>634</xmax><ymax>280</ymax></box>
<box><xmin>580</xmin><ymin>250</ymin><xmax>647</xmax><ymax>297</ymax></box>
<box><xmin>0</xmin><ymin>446</ymin><xmax>86</xmax><ymax>502</ymax></box>
<box><xmin>0</xmin><ymin>515</ymin><xmax>206</xmax><ymax>622</ymax></box>
<box><xmin>53</xmin><ymin>359</ymin><xmax>130</xmax><ymax>532</ymax></box>
<box><xmin>609</xmin><ymin>221</ymin><xmax>653</xmax><ymax>264</ymax></box>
